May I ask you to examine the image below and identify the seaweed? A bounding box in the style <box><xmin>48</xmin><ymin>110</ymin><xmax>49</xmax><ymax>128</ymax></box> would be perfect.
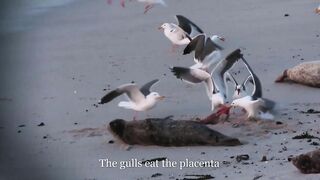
<box><xmin>292</xmin><ymin>131</ymin><xmax>320</xmax><ymax>140</ymax></box>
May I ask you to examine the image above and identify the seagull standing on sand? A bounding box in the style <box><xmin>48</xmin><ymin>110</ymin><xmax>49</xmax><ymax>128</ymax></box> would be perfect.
<box><xmin>183</xmin><ymin>34</ymin><xmax>225</xmax><ymax>71</ymax></box>
<box><xmin>231</xmin><ymin>54</ymin><xmax>275</xmax><ymax>120</ymax></box>
<box><xmin>99</xmin><ymin>79</ymin><xmax>165</xmax><ymax>120</ymax></box>
<box><xmin>159</xmin><ymin>15</ymin><xmax>203</xmax><ymax>52</ymax></box>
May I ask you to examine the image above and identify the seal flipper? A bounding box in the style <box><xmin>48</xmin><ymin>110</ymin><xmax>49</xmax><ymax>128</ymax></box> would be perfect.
<box><xmin>275</xmin><ymin>69</ymin><xmax>288</xmax><ymax>82</ymax></box>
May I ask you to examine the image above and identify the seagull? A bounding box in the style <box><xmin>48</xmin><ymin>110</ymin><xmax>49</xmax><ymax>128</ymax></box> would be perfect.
<box><xmin>170</xmin><ymin>49</ymin><xmax>242</xmax><ymax>114</ymax></box>
<box><xmin>159</xmin><ymin>15</ymin><xmax>203</xmax><ymax>52</ymax></box>
<box><xmin>99</xmin><ymin>79</ymin><xmax>165</xmax><ymax>120</ymax></box>
<box><xmin>170</xmin><ymin>67</ymin><xmax>214</xmax><ymax>101</ymax></box>
<box><xmin>230</xmin><ymin>54</ymin><xmax>275</xmax><ymax>120</ymax></box>
<box><xmin>183</xmin><ymin>34</ymin><xmax>225</xmax><ymax>71</ymax></box>
<box><xmin>225</xmin><ymin>72</ymin><xmax>253</xmax><ymax>99</ymax></box>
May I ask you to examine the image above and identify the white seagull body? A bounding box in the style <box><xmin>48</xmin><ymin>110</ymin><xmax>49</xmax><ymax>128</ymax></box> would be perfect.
<box><xmin>99</xmin><ymin>79</ymin><xmax>164</xmax><ymax>118</ymax></box>
<box><xmin>159</xmin><ymin>15</ymin><xmax>204</xmax><ymax>51</ymax></box>
<box><xmin>231</xmin><ymin>55</ymin><xmax>275</xmax><ymax>120</ymax></box>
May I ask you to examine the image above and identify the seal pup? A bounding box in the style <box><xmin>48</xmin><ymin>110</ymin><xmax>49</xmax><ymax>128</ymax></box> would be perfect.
<box><xmin>275</xmin><ymin>61</ymin><xmax>320</xmax><ymax>88</ymax></box>
<box><xmin>99</xmin><ymin>79</ymin><xmax>165</xmax><ymax>120</ymax></box>
<box><xmin>290</xmin><ymin>149</ymin><xmax>320</xmax><ymax>174</ymax></box>
<box><xmin>109</xmin><ymin>118</ymin><xmax>242</xmax><ymax>146</ymax></box>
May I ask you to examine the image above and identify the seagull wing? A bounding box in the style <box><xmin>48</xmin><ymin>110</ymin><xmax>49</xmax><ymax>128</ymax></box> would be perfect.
<box><xmin>100</xmin><ymin>83</ymin><xmax>145</xmax><ymax>104</ymax></box>
<box><xmin>171</xmin><ymin>67</ymin><xmax>214</xmax><ymax>99</ymax></box>
<box><xmin>225</xmin><ymin>72</ymin><xmax>239</xmax><ymax>87</ymax></box>
<box><xmin>140</xmin><ymin>79</ymin><xmax>160</xmax><ymax>96</ymax></box>
<box><xmin>175</xmin><ymin>15</ymin><xmax>203</xmax><ymax>37</ymax></box>
<box><xmin>170</xmin><ymin>67</ymin><xmax>207</xmax><ymax>83</ymax></box>
<box><xmin>183</xmin><ymin>34</ymin><xmax>206</xmax><ymax>63</ymax></box>
<box><xmin>211</xmin><ymin>49</ymin><xmax>242</xmax><ymax>98</ymax></box>
<box><xmin>240</xmin><ymin>55</ymin><xmax>262</xmax><ymax>99</ymax></box>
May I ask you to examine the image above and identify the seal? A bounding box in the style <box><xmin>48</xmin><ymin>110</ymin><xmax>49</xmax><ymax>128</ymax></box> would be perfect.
<box><xmin>109</xmin><ymin>117</ymin><xmax>242</xmax><ymax>146</ymax></box>
<box><xmin>275</xmin><ymin>61</ymin><xmax>320</xmax><ymax>88</ymax></box>
<box><xmin>291</xmin><ymin>149</ymin><xmax>320</xmax><ymax>174</ymax></box>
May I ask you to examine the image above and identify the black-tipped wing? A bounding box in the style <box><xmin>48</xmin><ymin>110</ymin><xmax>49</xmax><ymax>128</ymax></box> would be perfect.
<box><xmin>226</xmin><ymin>72</ymin><xmax>239</xmax><ymax>86</ymax></box>
<box><xmin>140</xmin><ymin>79</ymin><xmax>159</xmax><ymax>96</ymax></box>
<box><xmin>100</xmin><ymin>90</ymin><xmax>123</xmax><ymax>104</ymax></box>
<box><xmin>240</xmin><ymin>56</ymin><xmax>262</xmax><ymax>99</ymax></box>
<box><xmin>171</xmin><ymin>67</ymin><xmax>214</xmax><ymax>98</ymax></box>
<box><xmin>183</xmin><ymin>34</ymin><xmax>205</xmax><ymax>56</ymax></box>
<box><xmin>100</xmin><ymin>83</ymin><xmax>145</xmax><ymax>104</ymax></box>
<box><xmin>211</xmin><ymin>49</ymin><xmax>242</xmax><ymax>97</ymax></box>
<box><xmin>183</xmin><ymin>35</ymin><xmax>222</xmax><ymax>63</ymax></box>
<box><xmin>170</xmin><ymin>67</ymin><xmax>203</xmax><ymax>83</ymax></box>
<box><xmin>176</xmin><ymin>15</ymin><xmax>203</xmax><ymax>37</ymax></box>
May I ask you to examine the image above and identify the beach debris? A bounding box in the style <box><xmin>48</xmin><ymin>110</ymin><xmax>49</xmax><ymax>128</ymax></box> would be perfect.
<box><xmin>292</xmin><ymin>131</ymin><xmax>320</xmax><ymax>140</ymax></box>
<box><xmin>261</xmin><ymin>156</ymin><xmax>267</xmax><ymax>162</ymax></box>
<box><xmin>284</xmin><ymin>13</ymin><xmax>290</xmax><ymax>17</ymax></box>
<box><xmin>291</xmin><ymin>149</ymin><xmax>320</xmax><ymax>174</ymax></box>
<box><xmin>109</xmin><ymin>118</ymin><xmax>241</xmax><ymax>146</ymax></box>
<box><xmin>183</xmin><ymin>174</ymin><xmax>214</xmax><ymax>180</ymax></box>
<box><xmin>151</xmin><ymin>173</ymin><xmax>162</xmax><ymax>178</ymax></box>
<box><xmin>37</xmin><ymin>122</ymin><xmax>45</xmax><ymax>127</ymax></box>
<box><xmin>18</xmin><ymin>124</ymin><xmax>26</xmax><ymax>128</ymax></box>
<box><xmin>253</xmin><ymin>175</ymin><xmax>263</xmax><ymax>180</ymax></box>
<box><xmin>275</xmin><ymin>61</ymin><xmax>320</xmax><ymax>88</ymax></box>
<box><xmin>236</xmin><ymin>154</ymin><xmax>249</xmax><ymax>162</ymax></box>
<box><xmin>300</xmin><ymin>109</ymin><xmax>320</xmax><ymax>114</ymax></box>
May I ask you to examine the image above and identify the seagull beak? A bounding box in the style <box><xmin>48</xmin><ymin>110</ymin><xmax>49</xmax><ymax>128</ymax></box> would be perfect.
<box><xmin>157</xmin><ymin>96</ymin><xmax>165</xmax><ymax>100</ymax></box>
<box><xmin>219</xmin><ymin>37</ymin><xmax>225</xmax><ymax>41</ymax></box>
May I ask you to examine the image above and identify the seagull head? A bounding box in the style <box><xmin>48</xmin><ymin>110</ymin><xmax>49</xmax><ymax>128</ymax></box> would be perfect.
<box><xmin>210</xmin><ymin>35</ymin><xmax>225</xmax><ymax>42</ymax></box>
<box><xmin>147</xmin><ymin>92</ymin><xmax>165</xmax><ymax>101</ymax></box>
<box><xmin>158</xmin><ymin>23</ymin><xmax>172</xmax><ymax>31</ymax></box>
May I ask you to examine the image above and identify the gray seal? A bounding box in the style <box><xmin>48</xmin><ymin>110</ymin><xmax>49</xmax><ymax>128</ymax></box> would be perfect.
<box><xmin>109</xmin><ymin>118</ymin><xmax>241</xmax><ymax>146</ymax></box>
<box><xmin>275</xmin><ymin>61</ymin><xmax>320</xmax><ymax>88</ymax></box>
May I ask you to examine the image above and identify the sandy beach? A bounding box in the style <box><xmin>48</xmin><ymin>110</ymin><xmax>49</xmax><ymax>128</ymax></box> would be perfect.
<box><xmin>0</xmin><ymin>0</ymin><xmax>320</xmax><ymax>179</ymax></box>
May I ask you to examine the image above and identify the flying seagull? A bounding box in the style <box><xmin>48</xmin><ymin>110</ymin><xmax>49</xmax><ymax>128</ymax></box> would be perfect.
<box><xmin>159</xmin><ymin>15</ymin><xmax>203</xmax><ymax>52</ymax></box>
<box><xmin>230</xmin><ymin>55</ymin><xmax>275</xmax><ymax>120</ymax></box>
<box><xmin>99</xmin><ymin>79</ymin><xmax>165</xmax><ymax>120</ymax></box>
<box><xmin>170</xmin><ymin>49</ymin><xmax>242</xmax><ymax>115</ymax></box>
<box><xmin>183</xmin><ymin>34</ymin><xmax>225</xmax><ymax>71</ymax></box>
